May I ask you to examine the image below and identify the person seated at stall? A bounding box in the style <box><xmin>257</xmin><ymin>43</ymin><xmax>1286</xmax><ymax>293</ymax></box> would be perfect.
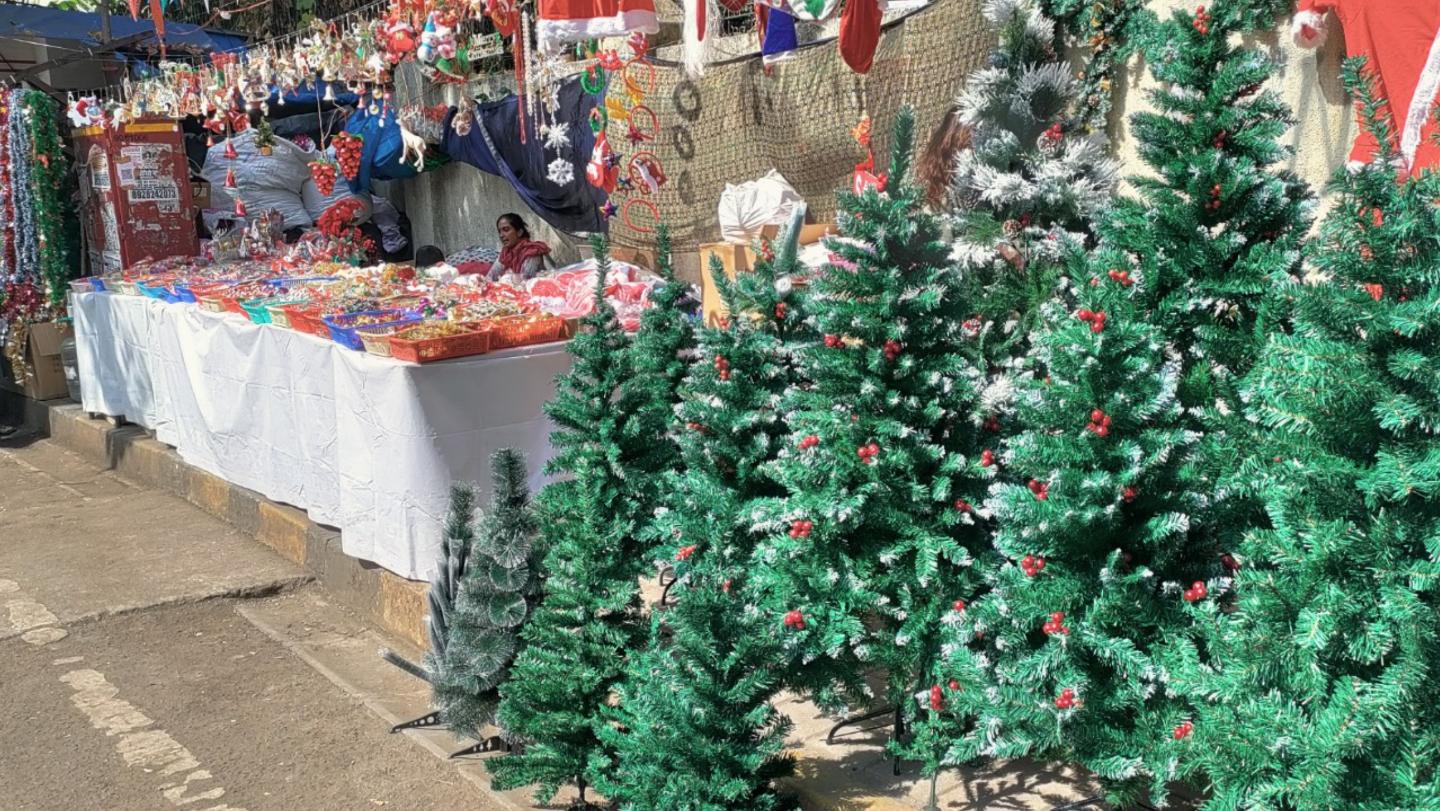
<box><xmin>489</xmin><ymin>213</ymin><xmax>551</xmax><ymax>280</ymax></box>
<box><xmin>414</xmin><ymin>245</ymin><xmax>445</xmax><ymax>269</ymax></box>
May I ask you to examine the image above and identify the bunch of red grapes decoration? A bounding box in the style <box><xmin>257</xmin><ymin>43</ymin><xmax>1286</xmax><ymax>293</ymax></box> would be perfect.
<box><xmin>308</xmin><ymin>160</ymin><xmax>339</xmax><ymax>196</ymax></box>
<box><xmin>332</xmin><ymin>132</ymin><xmax>364</xmax><ymax>181</ymax></box>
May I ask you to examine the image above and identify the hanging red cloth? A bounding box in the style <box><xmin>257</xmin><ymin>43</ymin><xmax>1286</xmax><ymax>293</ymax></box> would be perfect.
<box><xmin>838</xmin><ymin>0</ymin><xmax>883</xmax><ymax>74</ymax></box>
<box><xmin>1293</xmin><ymin>0</ymin><xmax>1440</xmax><ymax>175</ymax></box>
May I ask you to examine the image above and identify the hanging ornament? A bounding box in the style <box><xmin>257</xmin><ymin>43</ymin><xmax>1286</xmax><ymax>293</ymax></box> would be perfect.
<box><xmin>224</xmin><ymin>139</ymin><xmax>238</xmax><ymax>160</ymax></box>
<box><xmin>546</xmin><ymin>156</ymin><xmax>575</xmax><ymax>186</ymax></box>
<box><xmin>234</xmin><ymin>198</ymin><xmax>247</xmax><ymax>217</ymax></box>
<box><xmin>225</xmin><ymin>168</ymin><xmax>236</xmax><ymax>188</ymax></box>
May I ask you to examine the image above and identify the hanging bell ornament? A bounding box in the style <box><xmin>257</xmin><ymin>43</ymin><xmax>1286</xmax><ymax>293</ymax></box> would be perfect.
<box><xmin>224</xmin><ymin>140</ymin><xmax>238</xmax><ymax>160</ymax></box>
<box><xmin>225</xmin><ymin>168</ymin><xmax>236</xmax><ymax>188</ymax></box>
<box><xmin>207</xmin><ymin>135</ymin><xmax>216</xmax><ymax>148</ymax></box>
<box><xmin>261</xmin><ymin>102</ymin><xmax>270</xmax><ymax>116</ymax></box>
<box><xmin>234</xmin><ymin>198</ymin><xmax>248</xmax><ymax>217</ymax></box>
<box><xmin>323</xmin><ymin>85</ymin><xmax>336</xmax><ymax>102</ymax></box>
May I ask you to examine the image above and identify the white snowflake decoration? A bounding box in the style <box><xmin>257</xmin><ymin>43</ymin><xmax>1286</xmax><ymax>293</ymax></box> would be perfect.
<box><xmin>542</xmin><ymin>122</ymin><xmax>571</xmax><ymax>152</ymax></box>
<box><xmin>546</xmin><ymin>157</ymin><xmax>575</xmax><ymax>187</ymax></box>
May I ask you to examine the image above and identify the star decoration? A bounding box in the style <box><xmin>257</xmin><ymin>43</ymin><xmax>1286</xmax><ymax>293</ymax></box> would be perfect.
<box><xmin>546</xmin><ymin>157</ymin><xmax>575</xmax><ymax>186</ymax></box>
<box><xmin>616</xmin><ymin>176</ymin><xmax>634</xmax><ymax>192</ymax></box>
<box><xmin>605</xmin><ymin>151</ymin><xmax>625</xmax><ymax>169</ymax></box>
<box><xmin>601</xmin><ymin>201</ymin><xmax>618</xmax><ymax>220</ymax></box>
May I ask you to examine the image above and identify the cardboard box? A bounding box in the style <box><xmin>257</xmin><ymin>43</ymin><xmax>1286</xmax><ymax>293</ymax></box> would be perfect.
<box><xmin>700</xmin><ymin>223</ymin><xmax>835</xmax><ymax>327</ymax></box>
<box><xmin>3</xmin><ymin>322</ymin><xmax>73</xmax><ymax>401</ymax></box>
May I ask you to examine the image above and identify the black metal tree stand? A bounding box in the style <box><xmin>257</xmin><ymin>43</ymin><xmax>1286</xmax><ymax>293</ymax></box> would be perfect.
<box><xmin>379</xmin><ymin>647</ymin><xmax>512</xmax><ymax>759</ymax></box>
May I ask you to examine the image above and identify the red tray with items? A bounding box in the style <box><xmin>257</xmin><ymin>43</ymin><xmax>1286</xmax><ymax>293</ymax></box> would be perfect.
<box><xmin>481</xmin><ymin>314</ymin><xmax>569</xmax><ymax>350</ymax></box>
<box><xmin>287</xmin><ymin>305</ymin><xmax>333</xmax><ymax>337</ymax></box>
<box><xmin>389</xmin><ymin>323</ymin><xmax>493</xmax><ymax>363</ymax></box>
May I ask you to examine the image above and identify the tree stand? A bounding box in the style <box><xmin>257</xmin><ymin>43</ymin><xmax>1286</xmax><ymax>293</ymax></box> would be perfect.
<box><xmin>824</xmin><ymin>705</ymin><xmax>905</xmax><ymax>776</ymax></box>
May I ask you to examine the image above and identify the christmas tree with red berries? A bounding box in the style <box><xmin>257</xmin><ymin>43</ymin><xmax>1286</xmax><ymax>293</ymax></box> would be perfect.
<box><xmin>938</xmin><ymin>2</ymin><xmax>1312</xmax><ymax>805</ymax></box>
<box><xmin>1178</xmin><ymin>61</ymin><xmax>1440</xmax><ymax>808</ymax></box>
<box><xmin>751</xmin><ymin>108</ymin><xmax>995</xmax><ymax>789</ymax></box>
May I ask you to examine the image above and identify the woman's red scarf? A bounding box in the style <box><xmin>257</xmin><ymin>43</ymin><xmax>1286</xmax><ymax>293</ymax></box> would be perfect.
<box><xmin>498</xmin><ymin>238</ymin><xmax>550</xmax><ymax>274</ymax></box>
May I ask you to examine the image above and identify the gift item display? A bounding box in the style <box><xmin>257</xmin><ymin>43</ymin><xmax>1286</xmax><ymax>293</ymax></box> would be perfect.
<box><xmin>75</xmin><ymin>251</ymin><xmax>656</xmax><ymax>363</ymax></box>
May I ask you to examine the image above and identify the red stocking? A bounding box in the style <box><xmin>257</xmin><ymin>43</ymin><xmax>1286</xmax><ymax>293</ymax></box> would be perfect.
<box><xmin>839</xmin><ymin>0</ymin><xmax>882</xmax><ymax>74</ymax></box>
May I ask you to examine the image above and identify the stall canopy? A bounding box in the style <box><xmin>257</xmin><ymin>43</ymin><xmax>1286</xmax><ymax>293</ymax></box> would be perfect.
<box><xmin>0</xmin><ymin>3</ymin><xmax>248</xmax><ymax>55</ymax></box>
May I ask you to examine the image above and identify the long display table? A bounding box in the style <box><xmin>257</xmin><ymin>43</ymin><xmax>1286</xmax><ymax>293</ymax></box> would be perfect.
<box><xmin>72</xmin><ymin>291</ymin><xmax>570</xmax><ymax>580</ymax></box>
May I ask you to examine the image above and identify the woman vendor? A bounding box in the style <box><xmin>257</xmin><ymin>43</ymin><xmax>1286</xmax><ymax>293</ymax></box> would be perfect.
<box><xmin>490</xmin><ymin>213</ymin><xmax>551</xmax><ymax>280</ymax></box>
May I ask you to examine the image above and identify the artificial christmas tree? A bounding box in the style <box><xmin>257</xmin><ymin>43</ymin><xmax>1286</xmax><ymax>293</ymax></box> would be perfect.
<box><xmin>595</xmin><ymin>212</ymin><xmax>811</xmax><ymax>811</ymax></box>
<box><xmin>1178</xmin><ymin>63</ymin><xmax>1440</xmax><ymax>809</ymax></box>
<box><xmin>754</xmin><ymin>109</ymin><xmax>994</xmax><ymax>796</ymax></box>
<box><xmin>490</xmin><ymin>239</ymin><xmax>668</xmax><ymax>805</ymax></box>
<box><xmin>947</xmin><ymin>0</ymin><xmax>1117</xmax><ymax>364</ymax></box>
<box><xmin>428</xmin><ymin>450</ymin><xmax>541</xmax><ymax>744</ymax></box>
<box><xmin>939</xmin><ymin>2</ymin><xmax>1312</xmax><ymax>804</ymax></box>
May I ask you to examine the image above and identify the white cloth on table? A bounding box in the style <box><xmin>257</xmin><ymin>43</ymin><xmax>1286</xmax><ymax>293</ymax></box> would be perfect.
<box><xmin>71</xmin><ymin>292</ymin><xmax>570</xmax><ymax>580</ymax></box>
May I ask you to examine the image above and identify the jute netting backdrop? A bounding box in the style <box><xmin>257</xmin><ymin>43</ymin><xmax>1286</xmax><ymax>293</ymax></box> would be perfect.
<box><xmin>607</xmin><ymin>0</ymin><xmax>990</xmax><ymax>249</ymax></box>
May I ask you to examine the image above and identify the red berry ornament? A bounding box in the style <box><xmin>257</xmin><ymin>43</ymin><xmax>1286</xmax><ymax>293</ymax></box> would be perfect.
<box><xmin>952</xmin><ymin>599</ymin><xmax>967</xmax><ymax>612</ymax></box>
<box><xmin>980</xmin><ymin>449</ymin><xmax>996</xmax><ymax>467</ymax></box>
<box><xmin>857</xmin><ymin>442</ymin><xmax>879</xmax><ymax>464</ymax></box>
<box><xmin>1173</xmin><ymin>720</ymin><xmax>1194</xmax><ymax>740</ymax></box>
<box><xmin>929</xmin><ymin>684</ymin><xmax>945</xmax><ymax>711</ymax></box>
<box><xmin>1107</xmin><ymin>268</ymin><xmax>1133</xmax><ymax>287</ymax></box>
<box><xmin>1364</xmin><ymin>282</ymin><xmax>1383</xmax><ymax>301</ymax></box>
<box><xmin>1220</xmin><ymin>552</ymin><xmax>1239</xmax><ymax>572</ymax></box>
<box><xmin>788</xmin><ymin>519</ymin><xmax>814</xmax><ymax>539</ymax></box>
<box><xmin>1055</xmin><ymin>688</ymin><xmax>1076</xmax><ymax>709</ymax></box>
<box><xmin>824</xmin><ymin>334</ymin><xmax>841</xmax><ymax>348</ymax></box>
<box><xmin>954</xmin><ymin>498</ymin><xmax>972</xmax><ymax>513</ymax></box>
<box><xmin>675</xmin><ymin>545</ymin><xmax>697</xmax><ymax>561</ymax></box>
<box><xmin>1087</xmin><ymin>409</ymin><xmax>1113</xmax><ymax>438</ymax></box>
<box><xmin>1043</xmin><ymin>611</ymin><xmax>1070</xmax><ymax>635</ymax></box>
<box><xmin>1028</xmin><ymin>479</ymin><xmax>1049</xmax><ymax>501</ymax></box>
<box><xmin>783</xmin><ymin>609</ymin><xmax>806</xmax><ymax>630</ymax></box>
<box><xmin>775</xmin><ymin>302</ymin><xmax>787</xmax><ymax>320</ymax></box>
<box><xmin>1076</xmin><ymin>309</ymin><xmax>1107</xmax><ymax>333</ymax></box>
<box><xmin>883</xmin><ymin>339</ymin><xmax>902</xmax><ymax>362</ymax></box>
<box><xmin>1021</xmin><ymin>554</ymin><xmax>1046</xmax><ymax>577</ymax></box>
<box><xmin>1183</xmin><ymin>581</ymin><xmax>1208</xmax><ymax>602</ymax></box>
<box><xmin>332</xmin><ymin>132</ymin><xmax>365</xmax><ymax>181</ymax></box>
<box><xmin>799</xmin><ymin>434</ymin><xmax>819</xmax><ymax>450</ymax></box>
<box><xmin>1123</xmin><ymin>486</ymin><xmax>1137</xmax><ymax>503</ymax></box>
<box><xmin>714</xmin><ymin>355</ymin><xmax>731</xmax><ymax>381</ymax></box>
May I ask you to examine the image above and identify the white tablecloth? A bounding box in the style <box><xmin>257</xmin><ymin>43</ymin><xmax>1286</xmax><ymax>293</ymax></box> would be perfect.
<box><xmin>72</xmin><ymin>292</ymin><xmax>571</xmax><ymax>580</ymax></box>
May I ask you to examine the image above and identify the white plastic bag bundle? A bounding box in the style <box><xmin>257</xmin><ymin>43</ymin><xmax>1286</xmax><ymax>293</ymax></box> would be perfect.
<box><xmin>202</xmin><ymin>129</ymin><xmax>316</xmax><ymax>229</ymax></box>
<box><xmin>717</xmin><ymin>170</ymin><xmax>803</xmax><ymax>244</ymax></box>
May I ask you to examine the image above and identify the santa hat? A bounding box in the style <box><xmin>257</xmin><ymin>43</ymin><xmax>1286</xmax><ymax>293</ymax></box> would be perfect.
<box><xmin>1292</xmin><ymin>7</ymin><xmax>1328</xmax><ymax>48</ymax></box>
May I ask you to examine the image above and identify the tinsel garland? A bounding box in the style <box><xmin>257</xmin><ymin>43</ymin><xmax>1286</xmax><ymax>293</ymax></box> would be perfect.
<box><xmin>1</xmin><ymin>89</ymin><xmax>72</xmax><ymax>318</ymax></box>
<box><xmin>0</xmin><ymin>93</ymin><xmax>12</xmax><ymax>286</ymax></box>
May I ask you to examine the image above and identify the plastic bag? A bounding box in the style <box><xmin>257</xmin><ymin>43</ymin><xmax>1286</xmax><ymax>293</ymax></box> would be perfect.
<box><xmin>202</xmin><ymin>129</ymin><xmax>316</xmax><ymax>229</ymax></box>
<box><xmin>717</xmin><ymin>170</ymin><xmax>803</xmax><ymax>244</ymax></box>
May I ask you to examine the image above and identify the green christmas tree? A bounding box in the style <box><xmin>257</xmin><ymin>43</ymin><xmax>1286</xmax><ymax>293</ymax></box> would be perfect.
<box><xmin>429</xmin><ymin>450</ymin><xmax>541</xmax><ymax>743</ymax></box>
<box><xmin>1176</xmin><ymin>63</ymin><xmax>1440</xmax><ymax>809</ymax></box>
<box><xmin>593</xmin><ymin>211</ymin><xmax>812</xmax><ymax>811</ymax></box>
<box><xmin>941</xmin><ymin>3</ymin><xmax>1312</xmax><ymax>805</ymax></box>
<box><xmin>750</xmin><ymin>110</ymin><xmax>993</xmax><ymax>800</ymax></box>
<box><xmin>948</xmin><ymin>0</ymin><xmax>1117</xmax><ymax>364</ymax></box>
<box><xmin>490</xmin><ymin>239</ymin><xmax>669</xmax><ymax>805</ymax></box>
<box><xmin>424</xmin><ymin>482</ymin><xmax>477</xmax><ymax>664</ymax></box>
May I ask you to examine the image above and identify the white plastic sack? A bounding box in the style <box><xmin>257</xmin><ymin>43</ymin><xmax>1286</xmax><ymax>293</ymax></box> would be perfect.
<box><xmin>717</xmin><ymin>170</ymin><xmax>803</xmax><ymax>245</ymax></box>
<box><xmin>202</xmin><ymin>129</ymin><xmax>315</xmax><ymax>229</ymax></box>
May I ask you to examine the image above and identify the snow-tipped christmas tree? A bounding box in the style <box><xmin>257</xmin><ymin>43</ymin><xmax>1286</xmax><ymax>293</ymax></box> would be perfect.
<box><xmin>429</xmin><ymin>450</ymin><xmax>541</xmax><ymax>743</ymax></box>
<box><xmin>490</xmin><ymin>240</ymin><xmax>657</xmax><ymax>806</ymax></box>
<box><xmin>593</xmin><ymin>211</ymin><xmax>812</xmax><ymax>811</ymax></box>
<box><xmin>948</xmin><ymin>0</ymin><xmax>1117</xmax><ymax>363</ymax></box>
<box><xmin>1178</xmin><ymin>62</ymin><xmax>1440</xmax><ymax>809</ymax></box>
<box><xmin>752</xmin><ymin>109</ymin><xmax>994</xmax><ymax>794</ymax></box>
<box><xmin>424</xmin><ymin>482</ymin><xmax>478</xmax><ymax>666</ymax></box>
<box><xmin>943</xmin><ymin>3</ymin><xmax>1312</xmax><ymax>805</ymax></box>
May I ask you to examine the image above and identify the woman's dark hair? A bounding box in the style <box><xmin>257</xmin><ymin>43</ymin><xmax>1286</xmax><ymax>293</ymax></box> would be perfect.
<box><xmin>917</xmin><ymin>105</ymin><xmax>971</xmax><ymax>210</ymax></box>
<box><xmin>414</xmin><ymin>245</ymin><xmax>445</xmax><ymax>268</ymax></box>
<box><xmin>497</xmin><ymin>212</ymin><xmax>532</xmax><ymax>241</ymax></box>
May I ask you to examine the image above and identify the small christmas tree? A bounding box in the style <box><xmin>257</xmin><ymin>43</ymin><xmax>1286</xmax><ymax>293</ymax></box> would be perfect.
<box><xmin>947</xmin><ymin>2</ymin><xmax>1312</xmax><ymax>804</ymax></box>
<box><xmin>948</xmin><ymin>0</ymin><xmax>1117</xmax><ymax>362</ymax></box>
<box><xmin>754</xmin><ymin>109</ymin><xmax>993</xmax><ymax>792</ymax></box>
<box><xmin>619</xmin><ymin>224</ymin><xmax>698</xmax><ymax>555</ymax></box>
<box><xmin>490</xmin><ymin>239</ymin><xmax>658</xmax><ymax>805</ymax></box>
<box><xmin>1179</xmin><ymin>63</ymin><xmax>1440</xmax><ymax>808</ymax></box>
<box><xmin>424</xmin><ymin>482</ymin><xmax>478</xmax><ymax>665</ymax></box>
<box><xmin>429</xmin><ymin>450</ymin><xmax>541</xmax><ymax>743</ymax></box>
<box><xmin>254</xmin><ymin>116</ymin><xmax>276</xmax><ymax>154</ymax></box>
<box><xmin>594</xmin><ymin>212</ymin><xmax>811</xmax><ymax>811</ymax></box>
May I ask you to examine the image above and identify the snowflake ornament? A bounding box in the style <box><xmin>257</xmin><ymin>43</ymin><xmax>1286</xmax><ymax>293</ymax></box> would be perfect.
<box><xmin>546</xmin><ymin>157</ymin><xmax>575</xmax><ymax>186</ymax></box>
<box><xmin>542</xmin><ymin>122</ymin><xmax>571</xmax><ymax>152</ymax></box>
